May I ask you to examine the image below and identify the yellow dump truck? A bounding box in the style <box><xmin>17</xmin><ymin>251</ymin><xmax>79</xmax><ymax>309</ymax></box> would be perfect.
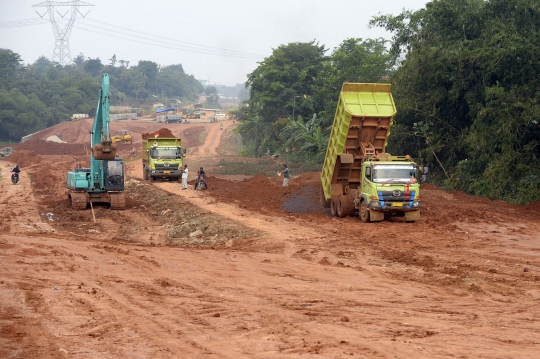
<box><xmin>321</xmin><ymin>83</ymin><xmax>421</xmax><ymax>222</ymax></box>
<box><xmin>142</xmin><ymin>137</ymin><xmax>186</xmax><ymax>182</ymax></box>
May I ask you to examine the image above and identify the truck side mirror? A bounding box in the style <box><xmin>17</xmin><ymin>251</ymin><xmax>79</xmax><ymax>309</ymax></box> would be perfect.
<box><xmin>365</xmin><ymin>167</ymin><xmax>371</xmax><ymax>178</ymax></box>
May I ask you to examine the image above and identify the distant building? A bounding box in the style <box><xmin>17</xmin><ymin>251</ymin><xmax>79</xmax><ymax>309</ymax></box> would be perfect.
<box><xmin>199</xmin><ymin>108</ymin><xmax>221</xmax><ymax>121</ymax></box>
<box><xmin>152</xmin><ymin>103</ymin><xmax>165</xmax><ymax>108</ymax></box>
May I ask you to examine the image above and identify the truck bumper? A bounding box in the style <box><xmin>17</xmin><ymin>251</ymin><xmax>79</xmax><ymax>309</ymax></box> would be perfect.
<box><xmin>368</xmin><ymin>200</ymin><xmax>421</xmax><ymax>211</ymax></box>
<box><xmin>150</xmin><ymin>170</ymin><xmax>182</xmax><ymax>178</ymax></box>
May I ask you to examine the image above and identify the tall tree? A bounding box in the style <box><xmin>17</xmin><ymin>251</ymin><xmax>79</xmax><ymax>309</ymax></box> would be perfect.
<box><xmin>83</xmin><ymin>57</ymin><xmax>103</xmax><ymax>77</ymax></box>
<box><xmin>313</xmin><ymin>38</ymin><xmax>394</xmax><ymax>125</ymax></box>
<box><xmin>0</xmin><ymin>49</ymin><xmax>24</xmax><ymax>87</ymax></box>
<box><xmin>247</xmin><ymin>41</ymin><xmax>327</xmax><ymax>122</ymax></box>
<box><xmin>109</xmin><ymin>54</ymin><xmax>117</xmax><ymax>66</ymax></box>
<box><xmin>135</xmin><ymin>60</ymin><xmax>159</xmax><ymax>94</ymax></box>
<box><xmin>371</xmin><ymin>0</ymin><xmax>540</xmax><ymax>203</ymax></box>
<box><xmin>0</xmin><ymin>89</ymin><xmax>49</xmax><ymax>141</ymax></box>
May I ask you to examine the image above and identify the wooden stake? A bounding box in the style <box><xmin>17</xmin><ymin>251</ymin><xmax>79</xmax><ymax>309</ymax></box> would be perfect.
<box><xmin>89</xmin><ymin>200</ymin><xmax>97</xmax><ymax>223</ymax></box>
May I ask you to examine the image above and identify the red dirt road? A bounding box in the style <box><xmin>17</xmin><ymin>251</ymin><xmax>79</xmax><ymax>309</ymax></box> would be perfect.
<box><xmin>1</xmin><ymin>120</ymin><xmax>540</xmax><ymax>358</ymax></box>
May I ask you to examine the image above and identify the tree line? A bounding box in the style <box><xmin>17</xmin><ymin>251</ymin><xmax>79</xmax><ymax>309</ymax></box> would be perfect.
<box><xmin>235</xmin><ymin>0</ymin><xmax>540</xmax><ymax>204</ymax></box>
<box><xmin>0</xmin><ymin>51</ymin><xmax>203</xmax><ymax>143</ymax></box>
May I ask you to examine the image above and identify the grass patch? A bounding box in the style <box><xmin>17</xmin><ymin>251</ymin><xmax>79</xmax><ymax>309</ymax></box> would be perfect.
<box><xmin>214</xmin><ymin>156</ymin><xmax>322</xmax><ymax>177</ymax></box>
<box><xmin>214</xmin><ymin>158</ymin><xmax>281</xmax><ymax>176</ymax></box>
<box><xmin>198</xmin><ymin>131</ymin><xmax>208</xmax><ymax>145</ymax></box>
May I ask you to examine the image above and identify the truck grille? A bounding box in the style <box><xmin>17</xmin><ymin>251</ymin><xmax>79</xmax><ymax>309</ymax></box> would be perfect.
<box><xmin>155</xmin><ymin>163</ymin><xmax>179</xmax><ymax>171</ymax></box>
<box><xmin>377</xmin><ymin>190</ymin><xmax>416</xmax><ymax>202</ymax></box>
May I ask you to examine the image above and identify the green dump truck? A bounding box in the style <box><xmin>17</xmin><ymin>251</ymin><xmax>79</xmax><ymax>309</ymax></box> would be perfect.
<box><xmin>321</xmin><ymin>83</ymin><xmax>421</xmax><ymax>222</ymax></box>
<box><xmin>142</xmin><ymin>137</ymin><xmax>186</xmax><ymax>182</ymax></box>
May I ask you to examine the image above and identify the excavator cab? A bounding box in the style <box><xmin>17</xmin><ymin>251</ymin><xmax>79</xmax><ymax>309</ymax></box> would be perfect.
<box><xmin>105</xmin><ymin>159</ymin><xmax>125</xmax><ymax>191</ymax></box>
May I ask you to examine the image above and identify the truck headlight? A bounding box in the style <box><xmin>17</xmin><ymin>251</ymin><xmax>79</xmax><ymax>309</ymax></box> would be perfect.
<box><xmin>370</xmin><ymin>201</ymin><xmax>381</xmax><ymax>208</ymax></box>
<box><xmin>413</xmin><ymin>201</ymin><xmax>421</xmax><ymax>208</ymax></box>
<box><xmin>151</xmin><ymin>170</ymin><xmax>156</xmax><ymax>174</ymax></box>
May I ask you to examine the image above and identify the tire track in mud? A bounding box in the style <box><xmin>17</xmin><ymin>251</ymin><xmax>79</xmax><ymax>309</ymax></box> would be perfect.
<box><xmin>187</xmin><ymin>119</ymin><xmax>232</xmax><ymax>157</ymax></box>
<box><xmin>0</xmin><ymin>161</ymin><xmax>55</xmax><ymax>235</ymax></box>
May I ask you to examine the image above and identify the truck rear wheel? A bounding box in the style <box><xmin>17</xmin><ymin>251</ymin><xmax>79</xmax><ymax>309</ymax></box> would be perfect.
<box><xmin>320</xmin><ymin>185</ymin><xmax>330</xmax><ymax>208</ymax></box>
<box><xmin>360</xmin><ymin>200</ymin><xmax>370</xmax><ymax>223</ymax></box>
<box><xmin>338</xmin><ymin>195</ymin><xmax>354</xmax><ymax>218</ymax></box>
<box><xmin>330</xmin><ymin>199</ymin><xmax>338</xmax><ymax>217</ymax></box>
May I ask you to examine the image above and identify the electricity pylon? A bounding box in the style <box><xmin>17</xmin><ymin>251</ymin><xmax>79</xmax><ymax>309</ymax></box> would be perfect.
<box><xmin>33</xmin><ymin>1</ymin><xmax>94</xmax><ymax>65</ymax></box>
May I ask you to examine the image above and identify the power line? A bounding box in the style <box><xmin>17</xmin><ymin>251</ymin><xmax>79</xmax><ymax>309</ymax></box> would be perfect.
<box><xmin>0</xmin><ymin>18</ymin><xmax>50</xmax><ymax>28</ymax></box>
<box><xmin>1</xmin><ymin>16</ymin><xmax>266</xmax><ymax>60</ymax></box>
<box><xmin>72</xmin><ymin>24</ymin><xmax>263</xmax><ymax>60</ymax></box>
<box><xmin>88</xmin><ymin>1</ymin><xmax>291</xmax><ymax>39</ymax></box>
<box><xmin>84</xmin><ymin>18</ymin><xmax>266</xmax><ymax>58</ymax></box>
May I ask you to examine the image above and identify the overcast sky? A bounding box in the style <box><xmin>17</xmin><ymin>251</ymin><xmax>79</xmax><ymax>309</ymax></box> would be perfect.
<box><xmin>0</xmin><ymin>0</ymin><xmax>429</xmax><ymax>86</ymax></box>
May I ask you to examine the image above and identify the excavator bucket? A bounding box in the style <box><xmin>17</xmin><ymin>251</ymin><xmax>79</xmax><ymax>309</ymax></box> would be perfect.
<box><xmin>92</xmin><ymin>141</ymin><xmax>117</xmax><ymax>160</ymax></box>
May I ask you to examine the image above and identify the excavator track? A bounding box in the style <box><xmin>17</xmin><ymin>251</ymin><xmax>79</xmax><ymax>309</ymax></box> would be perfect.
<box><xmin>69</xmin><ymin>192</ymin><xmax>88</xmax><ymax>210</ymax></box>
<box><xmin>109</xmin><ymin>192</ymin><xmax>126</xmax><ymax>210</ymax></box>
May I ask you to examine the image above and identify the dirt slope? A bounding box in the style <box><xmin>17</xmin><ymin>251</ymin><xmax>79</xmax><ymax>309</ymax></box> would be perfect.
<box><xmin>1</xmin><ymin>119</ymin><xmax>540</xmax><ymax>358</ymax></box>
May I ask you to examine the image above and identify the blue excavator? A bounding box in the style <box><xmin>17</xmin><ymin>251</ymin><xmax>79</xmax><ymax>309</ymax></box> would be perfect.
<box><xmin>66</xmin><ymin>74</ymin><xmax>125</xmax><ymax>210</ymax></box>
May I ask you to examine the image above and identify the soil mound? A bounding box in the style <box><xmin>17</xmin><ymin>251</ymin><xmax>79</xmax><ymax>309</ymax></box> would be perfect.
<box><xmin>525</xmin><ymin>199</ymin><xmax>540</xmax><ymax>212</ymax></box>
<box><xmin>204</xmin><ymin>172</ymin><xmax>327</xmax><ymax>216</ymax></box>
<box><xmin>2</xmin><ymin>150</ymin><xmax>42</xmax><ymax>167</ymax></box>
<box><xmin>179</xmin><ymin>126</ymin><xmax>206</xmax><ymax>148</ymax></box>
<box><xmin>142</xmin><ymin>128</ymin><xmax>175</xmax><ymax>140</ymax></box>
<box><xmin>12</xmin><ymin>139</ymin><xmax>86</xmax><ymax>156</ymax></box>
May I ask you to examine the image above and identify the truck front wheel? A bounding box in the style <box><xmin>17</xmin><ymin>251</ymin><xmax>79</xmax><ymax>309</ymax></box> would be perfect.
<box><xmin>360</xmin><ymin>200</ymin><xmax>370</xmax><ymax>223</ymax></box>
<box><xmin>143</xmin><ymin>168</ymin><xmax>148</xmax><ymax>180</ymax></box>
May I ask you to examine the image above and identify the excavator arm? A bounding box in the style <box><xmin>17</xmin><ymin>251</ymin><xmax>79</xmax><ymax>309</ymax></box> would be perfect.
<box><xmin>91</xmin><ymin>74</ymin><xmax>117</xmax><ymax>161</ymax></box>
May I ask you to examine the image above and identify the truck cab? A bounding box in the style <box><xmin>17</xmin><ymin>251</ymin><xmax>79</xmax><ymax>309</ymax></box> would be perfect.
<box><xmin>361</xmin><ymin>157</ymin><xmax>421</xmax><ymax>214</ymax></box>
<box><xmin>142</xmin><ymin>138</ymin><xmax>185</xmax><ymax>182</ymax></box>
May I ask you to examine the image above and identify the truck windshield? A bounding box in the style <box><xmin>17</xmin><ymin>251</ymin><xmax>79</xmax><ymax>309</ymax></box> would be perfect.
<box><xmin>373</xmin><ymin>165</ymin><xmax>416</xmax><ymax>183</ymax></box>
<box><xmin>150</xmin><ymin>147</ymin><xmax>180</xmax><ymax>159</ymax></box>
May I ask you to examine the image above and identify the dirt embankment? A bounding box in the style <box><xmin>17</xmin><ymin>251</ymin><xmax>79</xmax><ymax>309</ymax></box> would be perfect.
<box><xmin>1</xmin><ymin>118</ymin><xmax>540</xmax><ymax>358</ymax></box>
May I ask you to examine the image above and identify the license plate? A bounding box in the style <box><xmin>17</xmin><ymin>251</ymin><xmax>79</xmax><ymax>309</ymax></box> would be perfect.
<box><xmin>392</xmin><ymin>202</ymin><xmax>403</xmax><ymax>207</ymax></box>
<box><xmin>163</xmin><ymin>170</ymin><xmax>170</xmax><ymax>174</ymax></box>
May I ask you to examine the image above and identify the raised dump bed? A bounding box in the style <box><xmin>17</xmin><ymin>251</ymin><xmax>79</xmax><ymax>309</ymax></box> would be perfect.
<box><xmin>321</xmin><ymin>83</ymin><xmax>396</xmax><ymax>199</ymax></box>
<box><xmin>320</xmin><ymin>83</ymin><xmax>421</xmax><ymax>222</ymax></box>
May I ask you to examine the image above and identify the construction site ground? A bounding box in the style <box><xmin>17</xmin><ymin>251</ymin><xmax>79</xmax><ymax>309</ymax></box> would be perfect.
<box><xmin>1</xmin><ymin>118</ymin><xmax>540</xmax><ymax>358</ymax></box>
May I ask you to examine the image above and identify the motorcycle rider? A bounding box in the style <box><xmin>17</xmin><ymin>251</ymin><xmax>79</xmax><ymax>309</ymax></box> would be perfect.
<box><xmin>194</xmin><ymin>167</ymin><xmax>208</xmax><ymax>190</ymax></box>
<box><xmin>11</xmin><ymin>164</ymin><xmax>21</xmax><ymax>182</ymax></box>
<box><xmin>220</xmin><ymin>123</ymin><xmax>223</xmax><ymax>130</ymax></box>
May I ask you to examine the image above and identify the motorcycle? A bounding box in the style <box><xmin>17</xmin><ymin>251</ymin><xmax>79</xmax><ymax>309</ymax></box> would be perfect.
<box><xmin>195</xmin><ymin>174</ymin><xmax>207</xmax><ymax>191</ymax></box>
<box><xmin>219</xmin><ymin>124</ymin><xmax>223</xmax><ymax>130</ymax></box>
<box><xmin>11</xmin><ymin>171</ymin><xmax>19</xmax><ymax>184</ymax></box>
